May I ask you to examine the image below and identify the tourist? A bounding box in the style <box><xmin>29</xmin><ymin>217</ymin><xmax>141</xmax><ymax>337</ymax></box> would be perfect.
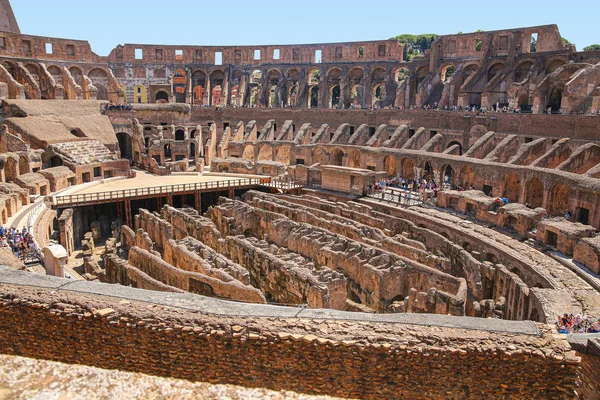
<box><xmin>0</xmin><ymin>226</ymin><xmax>36</xmax><ymax>261</ymax></box>
<box><xmin>565</xmin><ymin>211</ymin><xmax>572</xmax><ymax>221</ymax></box>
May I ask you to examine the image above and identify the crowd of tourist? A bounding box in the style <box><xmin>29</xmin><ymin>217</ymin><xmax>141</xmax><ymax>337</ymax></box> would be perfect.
<box><xmin>368</xmin><ymin>176</ymin><xmax>439</xmax><ymax>198</ymax></box>
<box><xmin>557</xmin><ymin>314</ymin><xmax>600</xmax><ymax>334</ymax></box>
<box><xmin>104</xmin><ymin>103</ymin><xmax>133</xmax><ymax>112</ymax></box>
<box><xmin>0</xmin><ymin>226</ymin><xmax>37</xmax><ymax>261</ymax></box>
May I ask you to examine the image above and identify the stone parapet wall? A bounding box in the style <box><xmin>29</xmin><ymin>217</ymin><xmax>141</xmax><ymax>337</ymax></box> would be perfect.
<box><xmin>0</xmin><ymin>275</ymin><xmax>582</xmax><ymax>400</ymax></box>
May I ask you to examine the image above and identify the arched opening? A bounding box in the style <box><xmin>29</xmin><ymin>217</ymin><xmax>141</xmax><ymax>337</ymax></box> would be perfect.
<box><xmin>396</xmin><ymin>67</ymin><xmax>410</xmax><ymax>82</ymax></box>
<box><xmin>487</xmin><ymin>63</ymin><xmax>504</xmax><ymax>82</ymax></box>
<box><xmin>18</xmin><ymin>156</ymin><xmax>29</xmax><ymax>175</ymax></box>
<box><xmin>116</xmin><ymin>132</ymin><xmax>132</xmax><ymax>159</ymax></box>
<box><xmin>95</xmin><ymin>84</ymin><xmax>108</xmax><ymax>101</ymax></box>
<box><xmin>442</xmin><ymin>165</ymin><xmax>455</xmax><ymax>186</ymax></box>
<box><xmin>525</xmin><ymin>178</ymin><xmax>544</xmax><ymax>208</ymax></box>
<box><xmin>459</xmin><ymin>165</ymin><xmax>475</xmax><ymax>188</ymax></box>
<box><xmin>547</xmin><ymin>86</ymin><xmax>563</xmax><ymax>112</ymax></box>
<box><xmin>308</xmin><ymin>86</ymin><xmax>319</xmax><ymax>108</ymax></box>
<box><xmin>515</xmin><ymin>62</ymin><xmax>533</xmax><ymax>82</ymax></box>
<box><xmin>173</xmin><ymin>69</ymin><xmax>187</xmax><ymax>103</ymax></box>
<box><xmin>400</xmin><ymin>158</ymin><xmax>415</xmax><ymax>180</ymax></box>
<box><xmin>209</xmin><ymin>70</ymin><xmax>225</xmax><ymax>106</ymax></box>
<box><xmin>257</xmin><ymin>145</ymin><xmax>272</xmax><ymax>161</ymax></box>
<box><xmin>331</xmin><ymin>85</ymin><xmax>340</xmax><ymax>108</ymax></box>
<box><xmin>347</xmin><ymin>67</ymin><xmax>364</xmax><ymax>107</ymax></box>
<box><xmin>189</xmin><ymin>143</ymin><xmax>196</xmax><ymax>159</ymax></box>
<box><xmin>155</xmin><ymin>91</ymin><xmax>169</xmax><ymax>103</ymax></box>
<box><xmin>331</xmin><ymin>149</ymin><xmax>344</xmax><ymax>166</ymax></box>
<box><xmin>518</xmin><ymin>92</ymin><xmax>531</xmax><ymax>111</ymax></box>
<box><xmin>87</xmin><ymin>68</ymin><xmax>109</xmax><ymax>101</ymax></box>
<box><xmin>4</xmin><ymin>157</ymin><xmax>17</xmax><ymax>182</ymax></box>
<box><xmin>50</xmin><ymin>156</ymin><xmax>63</xmax><ymax>167</ymax></box>
<box><xmin>441</xmin><ymin>65</ymin><xmax>456</xmax><ymax>82</ymax></box>
<box><xmin>384</xmin><ymin>155</ymin><xmax>397</xmax><ymax>177</ymax></box>
<box><xmin>548</xmin><ymin>183</ymin><xmax>568</xmax><ymax>216</ymax></box>
<box><xmin>164</xmin><ymin>144</ymin><xmax>172</xmax><ymax>161</ymax></box>
<box><xmin>189</xmin><ymin>130</ymin><xmax>196</xmax><ymax>139</ymax></box>
<box><xmin>347</xmin><ymin>151</ymin><xmax>361</xmax><ymax>168</ymax></box>
<box><xmin>415</xmin><ymin>66</ymin><xmax>429</xmax><ymax>87</ymax></box>
<box><xmin>191</xmin><ymin>70</ymin><xmax>206</xmax><ymax>105</ymax></box>
<box><xmin>423</xmin><ymin>161</ymin><xmax>433</xmax><ymax>178</ymax></box>
<box><xmin>502</xmin><ymin>173</ymin><xmax>521</xmax><ymax>203</ymax></box>
<box><xmin>446</xmin><ymin>141</ymin><xmax>463</xmax><ymax>155</ymax></box>
<box><xmin>373</xmin><ymin>84</ymin><xmax>383</xmax><ymax>102</ymax></box>
<box><xmin>175</xmin><ymin>129</ymin><xmax>185</xmax><ymax>141</ymax></box>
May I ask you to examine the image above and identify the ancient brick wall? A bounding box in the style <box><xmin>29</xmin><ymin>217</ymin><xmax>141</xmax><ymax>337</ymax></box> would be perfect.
<box><xmin>0</xmin><ymin>283</ymin><xmax>581</xmax><ymax>399</ymax></box>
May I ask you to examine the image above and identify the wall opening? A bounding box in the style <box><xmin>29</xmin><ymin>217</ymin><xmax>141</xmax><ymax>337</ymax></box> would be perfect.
<box><xmin>273</xmin><ymin>49</ymin><xmax>280</xmax><ymax>60</ymax></box>
<box><xmin>315</xmin><ymin>50</ymin><xmax>322</xmax><ymax>63</ymax></box>
<box><xmin>214</xmin><ymin>52</ymin><xmax>222</xmax><ymax>65</ymax></box>
<box><xmin>45</xmin><ymin>43</ymin><xmax>53</xmax><ymax>54</ymax></box>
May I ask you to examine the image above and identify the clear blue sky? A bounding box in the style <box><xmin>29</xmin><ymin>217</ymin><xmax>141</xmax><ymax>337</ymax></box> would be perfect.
<box><xmin>11</xmin><ymin>0</ymin><xmax>599</xmax><ymax>56</ymax></box>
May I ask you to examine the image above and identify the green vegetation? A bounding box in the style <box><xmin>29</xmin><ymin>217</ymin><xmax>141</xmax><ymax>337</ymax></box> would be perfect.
<box><xmin>562</xmin><ymin>37</ymin><xmax>571</xmax><ymax>44</ymax></box>
<box><xmin>390</xmin><ymin>34</ymin><xmax>439</xmax><ymax>61</ymax></box>
<box><xmin>584</xmin><ymin>44</ymin><xmax>600</xmax><ymax>51</ymax></box>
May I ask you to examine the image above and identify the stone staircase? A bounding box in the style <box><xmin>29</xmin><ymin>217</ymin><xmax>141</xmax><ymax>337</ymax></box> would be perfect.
<box><xmin>50</xmin><ymin>140</ymin><xmax>118</xmax><ymax>165</ymax></box>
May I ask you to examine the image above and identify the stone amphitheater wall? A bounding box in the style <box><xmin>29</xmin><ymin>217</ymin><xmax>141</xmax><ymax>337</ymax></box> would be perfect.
<box><xmin>0</xmin><ymin>275</ymin><xmax>582</xmax><ymax>400</ymax></box>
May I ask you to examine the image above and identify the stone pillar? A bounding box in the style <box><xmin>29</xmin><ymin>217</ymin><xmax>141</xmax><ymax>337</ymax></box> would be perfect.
<box><xmin>58</xmin><ymin>208</ymin><xmax>74</xmax><ymax>257</ymax></box>
<box><xmin>194</xmin><ymin>192</ymin><xmax>202</xmax><ymax>213</ymax></box>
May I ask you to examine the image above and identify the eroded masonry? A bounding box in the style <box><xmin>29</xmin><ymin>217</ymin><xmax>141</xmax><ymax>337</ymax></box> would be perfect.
<box><xmin>0</xmin><ymin>0</ymin><xmax>599</xmax><ymax>398</ymax></box>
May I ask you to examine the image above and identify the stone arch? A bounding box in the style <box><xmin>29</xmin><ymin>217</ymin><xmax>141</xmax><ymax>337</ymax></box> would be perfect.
<box><xmin>257</xmin><ymin>144</ymin><xmax>273</xmax><ymax>161</ymax></box>
<box><xmin>155</xmin><ymin>91</ymin><xmax>169</xmax><ymax>103</ymax></box>
<box><xmin>346</xmin><ymin>67</ymin><xmax>364</xmax><ymax>107</ymax></box>
<box><xmin>372</xmin><ymin>84</ymin><xmax>385</xmax><ymax>105</ymax></box>
<box><xmin>68</xmin><ymin>66</ymin><xmax>83</xmax><ymax>86</ymax></box>
<box><xmin>423</xmin><ymin>161</ymin><xmax>433</xmax><ymax>178</ymax></box>
<box><xmin>441</xmin><ymin>164</ymin><xmax>455</xmax><ymax>186</ymax></box>
<box><xmin>440</xmin><ymin>64</ymin><xmax>457</xmax><ymax>82</ymax></box>
<box><xmin>502</xmin><ymin>173</ymin><xmax>521</xmax><ymax>203</ymax></box>
<box><xmin>446</xmin><ymin>141</ymin><xmax>463</xmax><ymax>155</ymax></box>
<box><xmin>525</xmin><ymin>178</ymin><xmax>544</xmax><ymax>208</ymax></box>
<box><xmin>415</xmin><ymin>66</ymin><xmax>429</xmax><ymax>87</ymax></box>
<box><xmin>50</xmin><ymin>155</ymin><xmax>63</xmax><ymax>167</ymax></box>
<box><xmin>331</xmin><ymin>149</ymin><xmax>344</xmax><ymax>166</ymax></box>
<box><xmin>547</xmin><ymin>85</ymin><xmax>563</xmax><ymax>112</ymax></box>
<box><xmin>274</xmin><ymin>145</ymin><xmax>291</xmax><ymax>164</ymax></box>
<box><xmin>192</xmin><ymin>69</ymin><xmax>207</xmax><ymax>105</ymax></box>
<box><xmin>47</xmin><ymin>65</ymin><xmax>63</xmax><ymax>85</ymax></box>
<box><xmin>347</xmin><ymin>150</ymin><xmax>360</xmax><ymax>168</ymax></box>
<box><xmin>400</xmin><ymin>158</ymin><xmax>415</xmax><ymax>180</ymax></box>
<box><xmin>548</xmin><ymin>182</ymin><xmax>568</xmax><ymax>216</ymax></box>
<box><xmin>371</xmin><ymin>67</ymin><xmax>386</xmax><ymax>84</ymax></box>
<box><xmin>209</xmin><ymin>70</ymin><xmax>225</xmax><ymax>106</ymax></box>
<box><xmin>87</xmin><ymin>68</ymin><xmax>109</xmax><ymax>100</ymax></box>
<box><xmin>487</xmin><ymin>63</ymin><xmax>504</xmax><ymax>82</ymax></box>
<box><xmin>330</xmin><ymin>85</ymin><xmax>341</xmax><ymax>108</ymax></box>
<box><xmin>189</xmin><ymin>142</ymin><xmax>196</xmax><ymax>159</ymax></box>
<box><xmin>4</xmin><ymin>157</ymin><xmax>17</xmax><ymax>182</ymax></box>
<box><xmin>24</xmin><ymin>63</ymin><xmax>42</xmax><ymax>87</ymax></box>
<box><xmin>459</xmin><ymin>165</ymin><xmax>475</xmax><ymax>188</ymax></box>
<box><xmin>515</xmin><ymin>61</ymin><xmax>534</xmax><ymax>82</ymax></box>
<box><xmin>395</xmin><ymin>67</ymin><xmax>410</xmax><ymax>82</ymax></box>
<box><xmin>383</xmin><ymin>155</ymin><xmax>397</xmax><ymax>177</ymax></box>
<box><xmin>308</xmin><ymin>85</ymin><xmax>319</xmax><ymax>108</ymax></box>
<box><xmin>116</xmin><ymin>132</ymin><xmax>132</xmax><ymax>159</ymax></box>
<box><xmin>242</xmin><ymin>144</ymin><xmax>254</xmax><ymax>161</ymax></box>
<box><xmin>2</xmin><ymin>61</ymin><xmax>17</xmax><ymax>79</ymax></box>
<box><xmin>164</xmin><ymin>144</ymin><xmax>172</xmax><ymax>160</ymax></box>
<box><xmin>175</xmin><ymin>129</ymin><xmax>185</xmax><ymax>141</ymax></box>
<box><xmin>18</xmin><ymin>155</ymin><xmax>29</xmax><ymax>175</ymax></box>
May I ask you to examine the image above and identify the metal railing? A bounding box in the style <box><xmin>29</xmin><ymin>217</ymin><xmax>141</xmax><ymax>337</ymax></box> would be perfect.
<box><xmin>262</xmin><ymin>178</ymin><xmax>305</xmax><ymax>190</ymax></box>
<box><xmin>51</xmin><ymin>177</ymin><xmax>272</xmax><ymax>207</ymax></box>
<box><xmin>365</xmin><ymin>187</ymin><xmax>424</xmax><ymax>206</ymax></box>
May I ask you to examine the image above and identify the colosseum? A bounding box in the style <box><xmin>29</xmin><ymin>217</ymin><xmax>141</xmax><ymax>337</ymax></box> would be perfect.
<box><xmin>0</xmin><ymin>1</ymin><xmax>599</xmax><ymax>398</ymax></box>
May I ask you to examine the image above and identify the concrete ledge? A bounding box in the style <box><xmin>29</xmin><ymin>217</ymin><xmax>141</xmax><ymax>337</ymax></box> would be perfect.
<box><xmin>0</xmin><ymin>266</ymin><xmax>540</xmax><ymax>335</ymax></box>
